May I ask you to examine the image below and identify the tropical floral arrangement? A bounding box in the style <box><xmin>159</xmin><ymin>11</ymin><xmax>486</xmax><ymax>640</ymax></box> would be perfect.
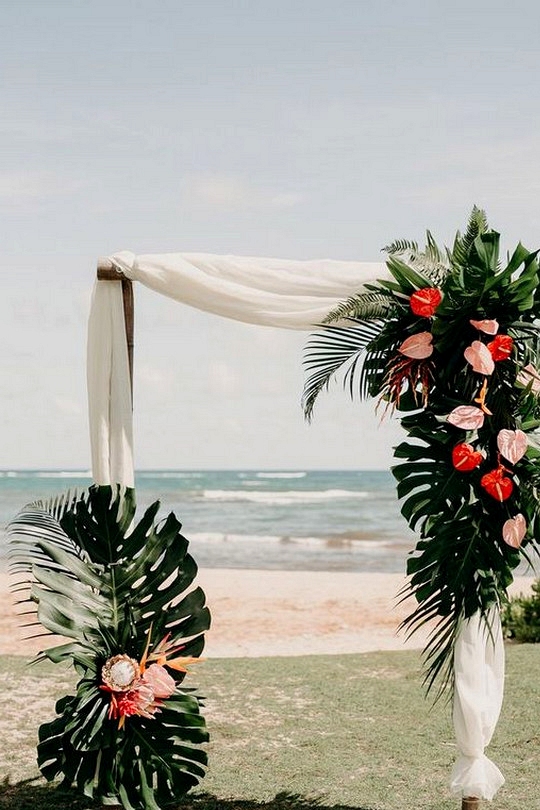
<box><xmin>303</xmin><ymin>208</ymin><xmax>540</xmax><ymax>696</ymax></box>
<box><xmin>8</xmin><ymin>485</ymin><xmax>210</xmax><ymax>810</ymax></box>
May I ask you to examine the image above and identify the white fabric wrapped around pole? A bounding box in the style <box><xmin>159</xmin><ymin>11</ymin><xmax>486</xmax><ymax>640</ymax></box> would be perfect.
<box><xmin>451</xmin><ymin>607</ymin><xmax>505</xmax><ymax>801</ymax></box>
<box><xmin>87</xmin><ymin>280</ymin><xmax>134</xmax><ymax>488</ymax></box>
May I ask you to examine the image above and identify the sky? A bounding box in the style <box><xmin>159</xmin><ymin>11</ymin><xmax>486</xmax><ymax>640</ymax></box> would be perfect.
<box><xmin>2</xmin><ymin>0</ymin><xmax>540</xmax><ymax>470</ymax></box>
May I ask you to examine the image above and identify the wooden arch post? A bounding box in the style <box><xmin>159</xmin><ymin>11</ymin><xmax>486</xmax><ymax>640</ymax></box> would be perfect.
<box><xmin>96</xmin><ymin>257</ymin><xmax>134</xmax><ymax>397</ymax></box>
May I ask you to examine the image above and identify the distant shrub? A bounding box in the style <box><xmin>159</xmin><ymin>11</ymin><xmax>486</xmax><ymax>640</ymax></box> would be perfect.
<box><xmin>502</xmin><ymin>580</ymin><xmax>540</xmax><ymax>643</ymax></box>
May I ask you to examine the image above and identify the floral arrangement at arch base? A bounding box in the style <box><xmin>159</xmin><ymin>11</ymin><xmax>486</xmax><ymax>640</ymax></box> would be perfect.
<box><xmin>8</xmin><ymin>485</ymin><xmax>211</xmax><ymax>810</ymax></box>
<box><xmin>303</xmin><ymin>207</ymin><xmax>540</xmax><ymax>696</ymax></box>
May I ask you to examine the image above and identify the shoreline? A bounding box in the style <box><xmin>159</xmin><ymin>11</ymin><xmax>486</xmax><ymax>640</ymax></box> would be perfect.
<box><xmin>0</xmin><ymin>568</ymin><xmax>535</xmax><ymax>659</ymax></box>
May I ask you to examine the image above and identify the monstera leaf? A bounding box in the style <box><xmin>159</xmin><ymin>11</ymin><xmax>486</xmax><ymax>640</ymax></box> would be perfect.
<box><xmin>9</xmin><ymin>485</ymin><xmax>211</xmax><ymax>810</ymax></box>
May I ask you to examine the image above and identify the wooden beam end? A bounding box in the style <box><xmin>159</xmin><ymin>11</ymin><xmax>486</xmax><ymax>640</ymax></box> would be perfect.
<box><xmin>97</xmin><ymin>257</ymin><xmax>124</xmax><ymax>280</ymax></box>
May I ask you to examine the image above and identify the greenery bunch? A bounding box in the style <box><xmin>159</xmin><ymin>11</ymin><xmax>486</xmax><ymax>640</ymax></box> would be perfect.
<box><xmin>303</xmin><ymin>208</ymin><xmax>540</xmax><ymax>697</ymax></box>
<box><xmin>502</xmin><ymin>579</ymin><xmax>540</xmax><ymax>643</ymax></box>
<box><xmin>8</xmin><ymin>485</ymin><xmax>211</xmax><ymax>810</ymax></box>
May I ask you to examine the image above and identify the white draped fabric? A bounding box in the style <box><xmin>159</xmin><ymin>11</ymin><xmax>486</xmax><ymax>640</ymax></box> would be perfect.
<box><xmin>86</xmin><ymin>249</ymin><xmax>506</xmax><ymax>802</ymax></box>
<box><xmin>451</xmin><ymin>609</ymin><xmax>505</xmax><ymax>801</ymax></box>
<box><xmin>87</xmin><ymin>280</ymin><xmax>134</xmax><ymax>488</ymax></box>
<box><xmin>109</xmin><ymin>250</ymin><xmax>387</xmax><ymax>329</ymax></box>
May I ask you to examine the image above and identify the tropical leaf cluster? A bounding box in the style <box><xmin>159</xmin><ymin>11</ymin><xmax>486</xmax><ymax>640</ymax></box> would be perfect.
<box><xmin>8</xmin><ymin>485</ymin><xmax>211</xmax><ymax>810</ymax></box>
<box><xmin>303</xmin><ymin>208</ymin><xmax>540</xmax><ymax>698</ymax></box>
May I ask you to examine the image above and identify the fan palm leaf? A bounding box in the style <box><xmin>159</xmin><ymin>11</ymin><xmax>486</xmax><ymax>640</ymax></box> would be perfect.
<box><xmin>384</xmin><ymin>230</ymin><xmax>450</xmax><ymax>287</ymax></box>
<box><xmin>302</xmin><ymin>320</ymin><xmax>386</xmax><ymax>420</ymax></box>
<box><xmin>322</xmin><ymin>290</ymin><xmax>397</xmax><ymax>324</ymax></box>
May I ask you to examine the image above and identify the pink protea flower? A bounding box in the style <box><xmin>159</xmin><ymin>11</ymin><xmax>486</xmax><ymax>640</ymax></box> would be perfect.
<box><xmin>101</xmin><ymin>654</ymin><xmax>140</xmax><ymax>692</ymax></box>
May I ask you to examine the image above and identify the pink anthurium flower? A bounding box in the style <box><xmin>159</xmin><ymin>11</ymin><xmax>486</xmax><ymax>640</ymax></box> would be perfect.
<box><xmin>464</xmin><ymin>341</ymin><xmax>495</xmax><ymax>375</ymax></box>
<box><xmin>447</xmin><ymin>406</ymin><xmax>485</xmax><ymax>430</ymax></box>
<box><xmin>497</xmin><ymin>429</ymin><xmax>528</xmax><ymax>465</ymax></box>
<box><xmin>502</xmin><ymin>514</ymin><xmax>527</xmax><ymax>548</ymax></box>
<box><xmin>141</xmin><ymin>663</ymin><xmax>176</xmax><ymax>699</ymax></box>
<box><xmin>517</xmin><ymin>363</ymin><xmax>540</xmax><ymax>394</ymax></box>
<box><xmin>398</xmin><ymin>331</ymin><xmax>433</xmax><ymax>359</ymax></box>
<box><xmin>469</xmin><ymin>318</ymin><xmax>499</xmax><ymax>335</ymax></box>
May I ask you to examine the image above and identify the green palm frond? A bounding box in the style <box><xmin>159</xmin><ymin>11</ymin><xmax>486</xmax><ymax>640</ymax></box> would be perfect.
<box><xmin>383</xmin><ymin>238</ymin><xmax>419</xmax><ymax>255</ymax></box>
<box><xmin>451</xmin><ymin>205</ymin><xmax>489</xmax><ymax>268</ymax></box>
<box><xmin>322</xmin><ymin>290</ymin><xmax>397</xmax><ymax>324</ymax></box>
<box><xmin>302</xmin><ymin>320</ymin><xmax>386</xmax><ymax>420</ymax></box>
<box><xmin>384</xmin><ymin>230</ymin><xmax>450</xmax><ymax>286</ymax></box>
<box><xmin>8</xmin><ymin>485</ymin><xmax>210</xmax><ymax>810</ymax></box>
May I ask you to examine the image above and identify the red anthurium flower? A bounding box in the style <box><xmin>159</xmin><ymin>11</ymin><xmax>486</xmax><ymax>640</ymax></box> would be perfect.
<box><xmin>480</xmin><ymin>467</ymin><xmax>514</xmax><ymax>502</ymax></box>
<box><xmin>487</xmin><ymin>334</ymin><xmax>513</xmax><ymax>362</ymax></box>
<box><xmin>409</xmin><ymin>288</ymin><xmax>442</xmax><ymax>317</ymax></box>
<box><xmin>452</xmin><ymin>443</ymin><xmax>483</xmax><ymax>472</ymax></box>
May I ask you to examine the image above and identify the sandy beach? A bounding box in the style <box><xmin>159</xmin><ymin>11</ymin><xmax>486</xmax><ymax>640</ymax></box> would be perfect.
<box><xmin>0</xmin><ymin>568</ymin><xmax>535</xmax><ymax>659</ymax></box>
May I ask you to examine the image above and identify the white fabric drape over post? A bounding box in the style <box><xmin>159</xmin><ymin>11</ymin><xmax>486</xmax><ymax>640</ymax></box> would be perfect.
<box><xmin>86</xmin><ymin>249</ymin><xmax>506</xmax><ymax>803</ymax></box>
<box><xmin>87</xmin><ymin>280</ymin><xmax>134</xmax><ymax>488</ymax></box>
<box><xmin>451</xmin><ymin>608</ymin><xmax>505</xmax><ymax>801</ymax></box>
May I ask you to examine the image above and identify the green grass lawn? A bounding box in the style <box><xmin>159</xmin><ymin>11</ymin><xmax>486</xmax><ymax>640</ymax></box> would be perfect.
<box><xmin>0</xmin><ymin>646</ymin><xmax>539</xmax><ymax>810</ymax></box>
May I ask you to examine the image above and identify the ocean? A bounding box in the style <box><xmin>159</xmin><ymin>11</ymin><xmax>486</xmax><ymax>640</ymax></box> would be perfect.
<box><xmin>0</xmin><ymin>470</ymin><xmax>416</xmax><ymax>573</ymax></box>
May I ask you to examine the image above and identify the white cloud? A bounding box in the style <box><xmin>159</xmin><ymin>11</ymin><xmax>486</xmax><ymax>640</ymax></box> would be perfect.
<box><xmin>207</xmin><ymin>362</ymin><xmax>238</xmax><ymax>396</ymax></box>
<box><xmin>187</xmin><ymin>173</ymin><xmax>304</xmax><ymax>210</ymax></box>
<box><xmin>0</xmin><ymin>170</ymin><xmax>87</xmax><ymax>205</ymax></box>
<box><xmin>0</xmin><ymin>171</ymin><xmax>56</xmax><ymax>201</ymax></box>
<box><xmin>54</xmin><ymin>396</ymin><xmax>84</xmax><ymax>416</ymax></box>
<box><xmin>136</xmin><ymin>363</ymin><xmax>178</xmax><ymax>392</ymax></box>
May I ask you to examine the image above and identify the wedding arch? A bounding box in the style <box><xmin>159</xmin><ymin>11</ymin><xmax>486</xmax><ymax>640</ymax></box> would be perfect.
<box><xmin>10</xmin><ymin>213</ymin><xmax>538</xmax><ymax>810</ymax></box>
<box><xmin>86</xmin><ymin>225</ymin><xmax>527</xmax><ymax>810</ymax></box>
